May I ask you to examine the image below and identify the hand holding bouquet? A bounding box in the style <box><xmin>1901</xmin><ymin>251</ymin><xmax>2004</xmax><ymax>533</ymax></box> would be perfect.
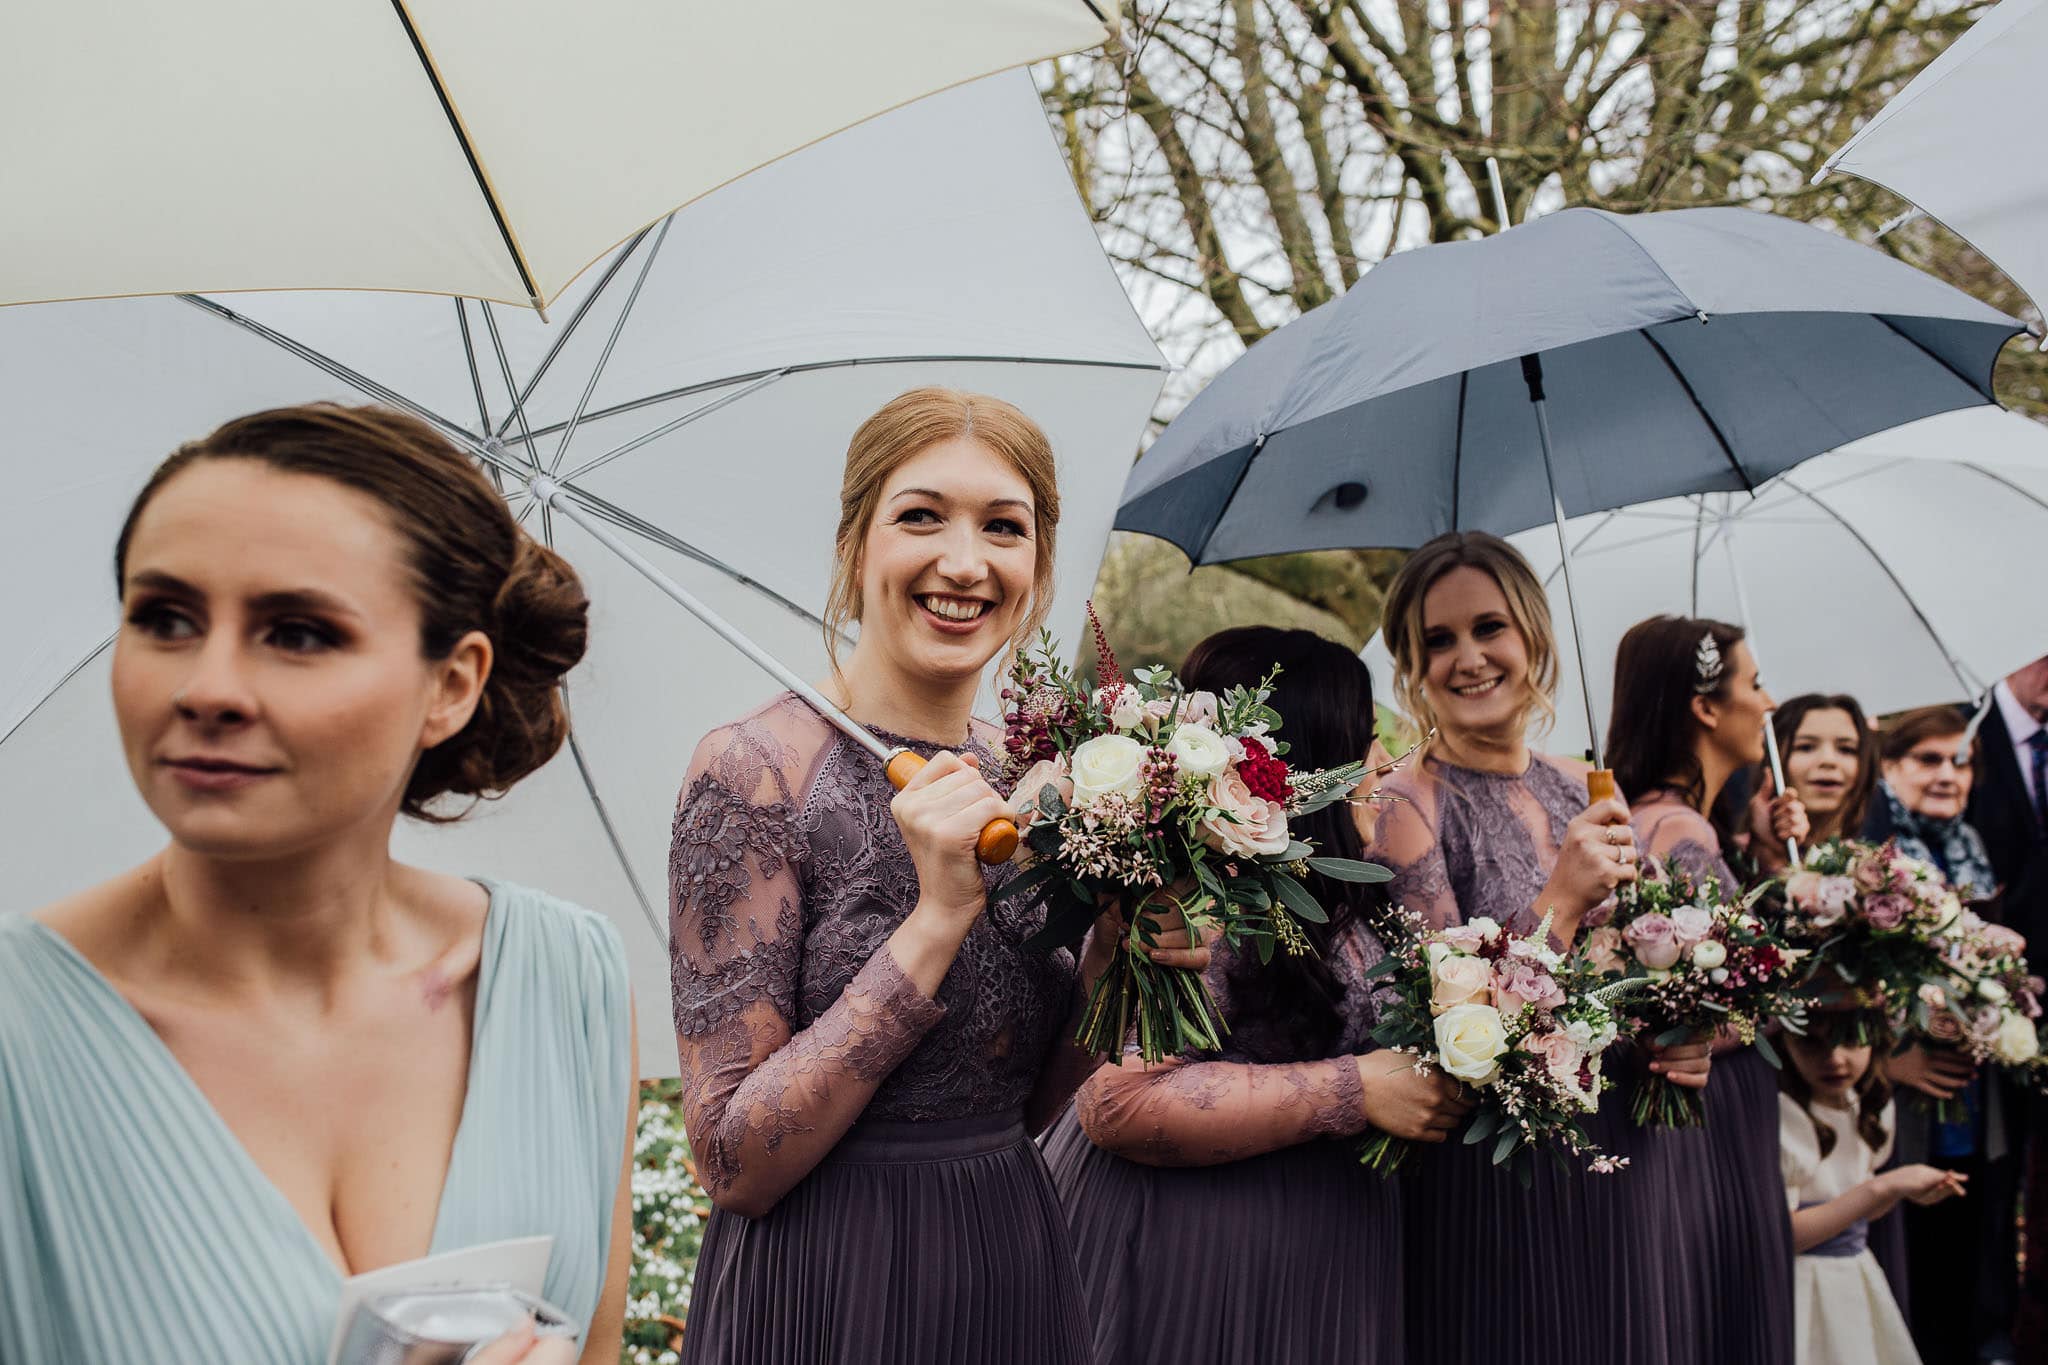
<box><xmin>999</xmin><ymin>617</ymin><xmax>1385</xmax><ymax>1062</ymax></box>
<box><xmin>1584</xmin><ymin>858</ymin><xmax>1805</xmax><ymax>1128</ymax></box>
<box><xmin>1762</xmin><ymin>839</ymin><xmax>1963</xmax><ymax>1012</ymax></box>
<box><xmin>1359</xmin><ymin>906</ymin><xmax>1634</xmax><ymax>1178</ymax></box>
<box><xmin>1909</xmin><ymin>910</ymin><xmax>2046</xmax><ymax>1115</ymax></box>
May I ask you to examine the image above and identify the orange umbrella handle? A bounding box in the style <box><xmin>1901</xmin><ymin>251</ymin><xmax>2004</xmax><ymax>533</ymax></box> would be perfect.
<box><xmin>884</xmin><ymin>750</ymin><xmax>1020</xmax><ymax>865</ymax></box>
<box><xmin>1586</xmin><ymin>768</ymin><xmax>1618</xmax><ymax>806</ymax></box>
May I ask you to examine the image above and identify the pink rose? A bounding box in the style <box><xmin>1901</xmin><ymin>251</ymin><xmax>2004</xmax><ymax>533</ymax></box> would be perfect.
<box><xmin>1438</xmin><ymin>924</ymin><xmax>1490</xmax><ymax>954</ymax></box>
<box><xmin>1584</xmin><ymin>925</ymin><xmax>1627</xmax><ymax>974</ymax></box>
<box><xmin>1864</xmin><ymin>892</ymin><xmax>1909</xmax><ymax>931</ymax></box>
<box><xmin>1624</xmin><ymin>913</ymin><xmax>1682</xmax><ymax>971</ymax></box>
<box><xmin>1010</xmin><ymin>755</ymin><xmax>1073</xmax><ymax>825</ymax></box>
<box><xmin>1521</xmin><ymin>1029</ymin><xmax>1595</xmax><ymax>1104</ymax></box>
<box><xmin>1670</xmin><ymin>906</ymin><xmax>1715</xmax><ymax>948</ymax></box>
<box><xmin>1181</xmin><ymin>690</ymin><xmax>1219</xmax><ymax>726</ymax></box>
<box><xmin>1494</xmin><ymin>959</ymin><xmax>1566</xmax><ymax>1012</ymax></box>
<box><xmin>1786</xmin><ymin>870</ymin><xmax>1823</xmax><ymax>913</ymax></box>
<box><xmin>1854</xmin><ymin>855</ymin><xmax>1890</xmax><ymax>893</ymax></box>
<box><xmin>1430</xmin><ymin>953</ymin><xmax>1495</xmax><ymax>1015</ymax></box>
<box><xmin>1196</xmin><ymin>769</ymin><xmax>1290</xmax><ymax>859</ymax></box>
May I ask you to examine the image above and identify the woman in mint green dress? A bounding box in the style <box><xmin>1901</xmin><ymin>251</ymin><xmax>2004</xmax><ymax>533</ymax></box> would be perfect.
<box><xmin>0</xmin><ymin>405</ymin><xmax>635</xmax><ymax>1365</ymax></box>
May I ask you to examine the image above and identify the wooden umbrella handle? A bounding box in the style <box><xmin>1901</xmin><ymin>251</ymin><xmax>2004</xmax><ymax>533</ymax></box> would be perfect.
<box><xmin>1586</xmin><ymin>768</ymin><xmax>1618</xmax><ymax>806</ymax></box>
<box><xmin>884</xmin><ymin>750</ymin><xmax>1020</xmax><ymax>865</ymax></box>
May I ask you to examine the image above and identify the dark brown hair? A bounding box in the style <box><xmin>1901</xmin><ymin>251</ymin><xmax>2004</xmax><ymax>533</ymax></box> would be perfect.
<box><xmin>1181</xmin><ymin>626</ymin><xmax>1385</xmax><ymax>1051</ymax></box>
<box><xmin>1770</xmin><ymin>694</ymin><xmax>1878</xmax><ymax>838</ymax></box>
<box><xmin>1779</xmin><ymin>1011</ymin><xmax>1894</xmax><ymax>1159</ymax></box>
<box><xmin>1607</xmin><ymin>614</ymin><xmax>1747</xmax><ymax>812</ymax></box>
<box><xmin>1880</xmin><ymin>705</ymin><xmax>1973</xmax><ymax>765</ymax></box>
<box><xmin>114</xmin><ymin>403</ymin><xmax>589</xmax><ymax>820</ymax></box>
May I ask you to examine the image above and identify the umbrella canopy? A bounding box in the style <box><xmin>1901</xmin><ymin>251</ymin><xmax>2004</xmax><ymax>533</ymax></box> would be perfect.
<box><xmin>1819</xmin><ymin>0</ymin><xmax>2048</xmax><ymax>321</ymax></box>
<box><xmin>1116</xmin><ymin>206</ymin><xmax>2024</xmax><ymax>566</ymax></box>
<box><xmin>0</xmin><ymin>73</ymin><xmax>1166</xmax><ymax>1076</ymax></box>
<box><xmin>1363</xmin><ymin>407</ymin><xmax>2048</xmax><ymax>760</ymax></box>
<box><xmin>0</xmin><ymin>0</ymin><xmax>1114</xmax><ymax>311</ymax></box>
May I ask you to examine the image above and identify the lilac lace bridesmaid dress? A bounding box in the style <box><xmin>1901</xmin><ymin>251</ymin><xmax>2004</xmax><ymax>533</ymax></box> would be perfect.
<box><xmin>1367</xmin><ymin>753</ymin><xmax>1707</xmax><ymax>1365</ymax></box>
<box><xmin>1043</xmin><ymin>914</ymin><xmax>1405</xmax><ymax>1364</ymax></box>
<box><xmin>1633</xmin><ymin>791</ymin><xmax>1795</xmax><ymax>1365</ymax></box>
<box><xmin>668</xmin><ymin>694</ymin><xmax>1094</xmax><ymax>1365</ymax></box>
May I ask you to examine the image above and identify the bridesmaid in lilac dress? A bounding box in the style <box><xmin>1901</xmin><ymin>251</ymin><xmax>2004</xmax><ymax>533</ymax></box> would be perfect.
<box><xmin>1043</xmin><ymin>627</ymin><xmax>1472</xmax><ymax>1365</ymax></box>
<box><xmin>667</xmin><ymin>389</ymin><xmax>1204</xmax><ymax>1365</ymax></box>
<box><xmin>1366</xmin><ymin>533</ymin><xmax>1715</xmax><ymax>1365</ymax></box>
<box><xmin>1608</xmin><ymin>615</ymin><xmax>1810</xmax><ymax>1365</ymax></box>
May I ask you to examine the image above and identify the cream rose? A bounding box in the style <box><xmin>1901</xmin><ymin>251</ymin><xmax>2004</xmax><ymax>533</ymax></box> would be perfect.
<box><xmin>1434</xmin><ymin>1003</ymin><xmax>1510</xmax><ymax>1086</ymax></box>
<box><xmin>1690</xmin><ymin>940</ymin><xmax>1728</xmax><ymax>971</ymax></box>
<box><xmin>1165</xmin><ymin>722</ymin><xmax>1230</xmax><ymax>779</ymax></box>
<box><xmin>1430</xmin><ymin>953</ymin><xmax>1494</xmax><ymax>1015</ymax></box>
<box><xmin>1070</xmin><ymin>733</ymin><xmax>1146</xmax><ymax>803</ymax></box>
<box><xmin>1995</xmin><ymin>1011</ymin><xmax>2041</xmax><ymax>1066</ymax></box>
<box><xmin>1196</xmin><ymin>769</ymin><xmax>1290</xmax><ymax>858</ymax></box>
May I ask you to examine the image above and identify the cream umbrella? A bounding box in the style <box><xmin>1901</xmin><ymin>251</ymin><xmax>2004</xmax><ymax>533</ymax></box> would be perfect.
<box><xmin>0</xmin><ymin>0</ymin><xmax>1114</xmax><ymax>313</ymax></box>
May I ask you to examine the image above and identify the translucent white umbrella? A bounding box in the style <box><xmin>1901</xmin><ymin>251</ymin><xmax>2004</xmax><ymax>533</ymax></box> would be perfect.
<box><xmin>0</xmin><ymin>74</ymin><xmax>1166</xmax><ymax>1075</ymax></box>
<box><xmin>1818</xmin><ymin>0</ymin><xmax>2048</xmax><ymax>323</ymax></box>
<box><xmin>0</xmin><ymin>0</ymin><xmax>1115</xmax><ymax>312</ymax></box>
<box><xmin>1365</xmin><ymin>406</ymin><xmax>2048</xmax><ymax>762</ymax></box>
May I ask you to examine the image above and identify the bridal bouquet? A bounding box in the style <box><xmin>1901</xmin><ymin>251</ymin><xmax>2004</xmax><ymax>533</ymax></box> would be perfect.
<box><xmin>1761</xmin><ymin>839</ymin><xmax>1964</xmax><ymax>1015</ymax></box>
<box><xmin>1583</xmin><ymin>859</ymin><xmax>1805</xmax><ymax>1129</ymax></box>
<box><xmin>999</xmin><ymin>617</ymin><xmax>1382</xmax><ymax>1062</ymax></box>
<box><xmin>1358</xmin><ymin>905</ymin><xmax>1634</xmax><ymax>1178</ymax></box>
<box><xmin>1910</xmin><ymin>910</ymin><xmax>2046</xmax><ymax>1114</ymax></box>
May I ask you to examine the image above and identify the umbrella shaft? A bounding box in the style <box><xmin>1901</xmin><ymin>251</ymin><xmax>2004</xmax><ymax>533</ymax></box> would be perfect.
<box><xmin>528</xmin><ymin>477</ymin><xmax>895</xmax><ymax>767</ymax></box>
<box><xmin>1527</xmin><ymin>390</ymin><xmax>1604</xmax><ymax>768</ymax></box>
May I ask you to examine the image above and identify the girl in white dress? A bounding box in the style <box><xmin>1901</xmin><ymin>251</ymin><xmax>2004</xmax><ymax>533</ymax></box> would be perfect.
<box><xmin>1780</xmin><ymin>1011</ymin><xmax>1968</xmax><ymax>1365</ymax></box>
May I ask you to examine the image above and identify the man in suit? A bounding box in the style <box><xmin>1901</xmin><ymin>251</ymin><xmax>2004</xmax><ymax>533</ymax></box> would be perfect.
<box><xmin>1977</xmin><ymin>655</ymin><xmax>2048</xmax><ymax>1365</ymax></box>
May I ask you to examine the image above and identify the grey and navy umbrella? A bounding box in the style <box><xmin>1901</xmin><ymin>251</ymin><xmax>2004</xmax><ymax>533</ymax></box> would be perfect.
<box><xmin>1117</xmin><ymin>206</ymin><xmax>2025</xmax><ymax>763</ymax></box>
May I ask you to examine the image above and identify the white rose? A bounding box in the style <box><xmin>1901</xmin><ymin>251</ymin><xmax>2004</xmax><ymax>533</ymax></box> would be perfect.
<box><xmin>1994</xmin><ymin>1011</ymin><xmax>2041</xmax><ymax>1066</ymax></box>
<box><xmin>1069</xmin><ymin>733</ymin><xmax>1146</xmax><ymax>803</ymax></box>
<box><xmin>1434</xmin><ymin>1003</ymin><xmax>1510</xmax><ymax>1086</ymax></box>
<box><xmin>1690</xmin><ymin>941</ymin><xmax>1728</xmax><ymax>971</ymax></box>
<box><xmin>1466</xmin><ymin>916</ymin><xmax>1502</xmax><ymax>942</ymax></box>
<box><xmin>1165</xmin><ymin>723</ymin><xmax>1230</xmax><ymax>778</ymax></box>
<box><xmin>1979</xmin><ymin>979</ymin><xmax>2010</xmax><ymax>1004</ymax></box>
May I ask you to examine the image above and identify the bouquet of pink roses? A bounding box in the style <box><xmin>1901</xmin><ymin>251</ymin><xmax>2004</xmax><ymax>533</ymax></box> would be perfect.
<box><xmin>1761</xmin><ymin>838</ymin><xmax>1963</xmax><ymax>1015</ymax></box>
<box><xmin>1358</xmin><ymin>905</ymin><xmax>1635</xmax><ymax>1178</ymax></box>
<box><xmin>1907</xmin><ymin>909</ymin><xmax>2047</xmax><ymax>1117</ymax></box>
<box><xmin>1583</xmin><ymin>858</ymin><xmax>1806</xmax><ymax>1129</ymax></box>
<box><xmin>999</xmin><ymin>617</ymin><xmax>1384</xmax><ymax>1062</ymax></box>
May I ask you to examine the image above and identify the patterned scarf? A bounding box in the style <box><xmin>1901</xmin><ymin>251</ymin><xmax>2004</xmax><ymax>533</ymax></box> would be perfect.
<box><xmin>1877</xmin><ymin>780</ymin><xmax>1998</xmax><ymax>903</ymax></box>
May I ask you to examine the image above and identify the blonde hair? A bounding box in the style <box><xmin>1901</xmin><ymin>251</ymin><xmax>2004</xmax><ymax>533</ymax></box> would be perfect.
<box><xmin>824</xmin><ymin>387</ymin><xmax>1061</xmax><ymax>678</ymax></box>
<box><xmin>1381</xmin><ymin>531</ymin><xmax>1558</xmax><ymax>748</ymax></box>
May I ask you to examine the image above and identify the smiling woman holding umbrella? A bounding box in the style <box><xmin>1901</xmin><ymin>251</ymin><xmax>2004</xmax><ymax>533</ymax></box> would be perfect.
<box><xmin>667</xmin><ymin>387</ymin><xmax>1206</xmax><ymax>1365</ymax></box>
<box><xmin>0</xmin><ymin>405</ymin><xmax>635</xmax><ymax>1365</ymax></box>
<box><xmin>1366</xmin><ymin>530</ymin><xmax>1715</xmax><ymax>1365</ymax></box>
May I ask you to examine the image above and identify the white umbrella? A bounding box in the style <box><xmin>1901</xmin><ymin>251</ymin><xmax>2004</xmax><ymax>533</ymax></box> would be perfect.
<box><xmin>1365</xmin><ymin>406</ymin><xmax>2048</xmax><ymax>762</ymax></box>
<box><xmin>1818</xmin><ymin>0</ymin><xmax>2048</xmax><ymax>323</ymax></box>
<box><xmin>1</xmin><ymin>0</ymin><xmax>1114</xmax><ymax>312</ymax></box>
<box><xmin>0</xmin><ymin>73</ymin><xmax>1166</xmax><ymax>1076</ymax></box>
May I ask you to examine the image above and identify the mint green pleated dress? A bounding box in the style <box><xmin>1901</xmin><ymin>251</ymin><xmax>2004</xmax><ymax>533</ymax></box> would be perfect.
<box><xmin>0</xmin><ymin>880</ymin><xmax>632</xmax><ymax>1365</ymax></box>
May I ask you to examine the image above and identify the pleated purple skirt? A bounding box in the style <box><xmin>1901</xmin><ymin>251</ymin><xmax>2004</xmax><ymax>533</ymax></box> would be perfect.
<box><xmin>1403</xmin><ymin>1049</ymin><xmax>1705</xmax><ymax>1365</ymax></box>
<box><xmin>1696</xmin><ymin>1045</ymin><xmax>1794</xmax><ymax>1364</ymax></box>
<box><xmin>1041</xmin><ymin>1107</ymin><xmax>1404</xmax><ymax>1365</ymax></box>
<box><xmin>679</xmin><ymin>1109</ymin><xmax>1091</xmax><ymax>1365</ymax></box>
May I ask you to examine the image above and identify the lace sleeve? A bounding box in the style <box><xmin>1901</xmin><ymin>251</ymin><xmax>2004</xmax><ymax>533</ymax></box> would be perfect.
<box><xmin>1365</xmin><ymin>777</ymin><xmax>1464</xmax><ymax>930</ymax></box>
<box><xmin>669</xmin><ymin>714</ymin><xmax>946</xmax><ymax>1217</ymax></box>
<box><xmin>1071</xmin><ymin>936</ymin><xmax>1368</xmax><ymax>1167</ymax></box>
<box><xmin>1634</xmin><ymin>803</ymin><xmax>1737</xmax><ymax>894</ymax></box>
<box><xmin>1328</xmin><ymin>917</ymin><xmax>1392</xmax><ymax>1055</ymax></box>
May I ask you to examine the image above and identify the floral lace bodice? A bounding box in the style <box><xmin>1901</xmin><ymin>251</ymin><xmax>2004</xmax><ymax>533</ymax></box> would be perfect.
<box><xmin>1366</xmin><ymin>751</ymin><xmax>1589</xmax><ymax>934</ymax></box>
<box><xmin>668</xmin><ymin>694</ymin><xmax>1080</xmax><ymax>1207</ymax></box>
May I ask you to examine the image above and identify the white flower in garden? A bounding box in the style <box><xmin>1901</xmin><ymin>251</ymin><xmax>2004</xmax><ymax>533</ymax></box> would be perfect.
<box><xmin>1070</xmin><ymin>733</ymin><xmax>1147</xmax><ymax>802</ymax></box>
<box><xmin>1433</xmin><ymin>1003</ymin><xmax>1509</xmax><ymax>1085</ymax></box>
<box><xmin>1165</xmin><ymin>722</ymin><xmax>1230</xmax><ymax>778</ymax></box>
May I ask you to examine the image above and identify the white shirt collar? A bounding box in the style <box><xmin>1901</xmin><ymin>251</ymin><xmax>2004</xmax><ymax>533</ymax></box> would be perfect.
<box><xmin>1995</xmin><ymin>678</ymin><xmax>2043</xmax><ymax>746</ymax></box>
